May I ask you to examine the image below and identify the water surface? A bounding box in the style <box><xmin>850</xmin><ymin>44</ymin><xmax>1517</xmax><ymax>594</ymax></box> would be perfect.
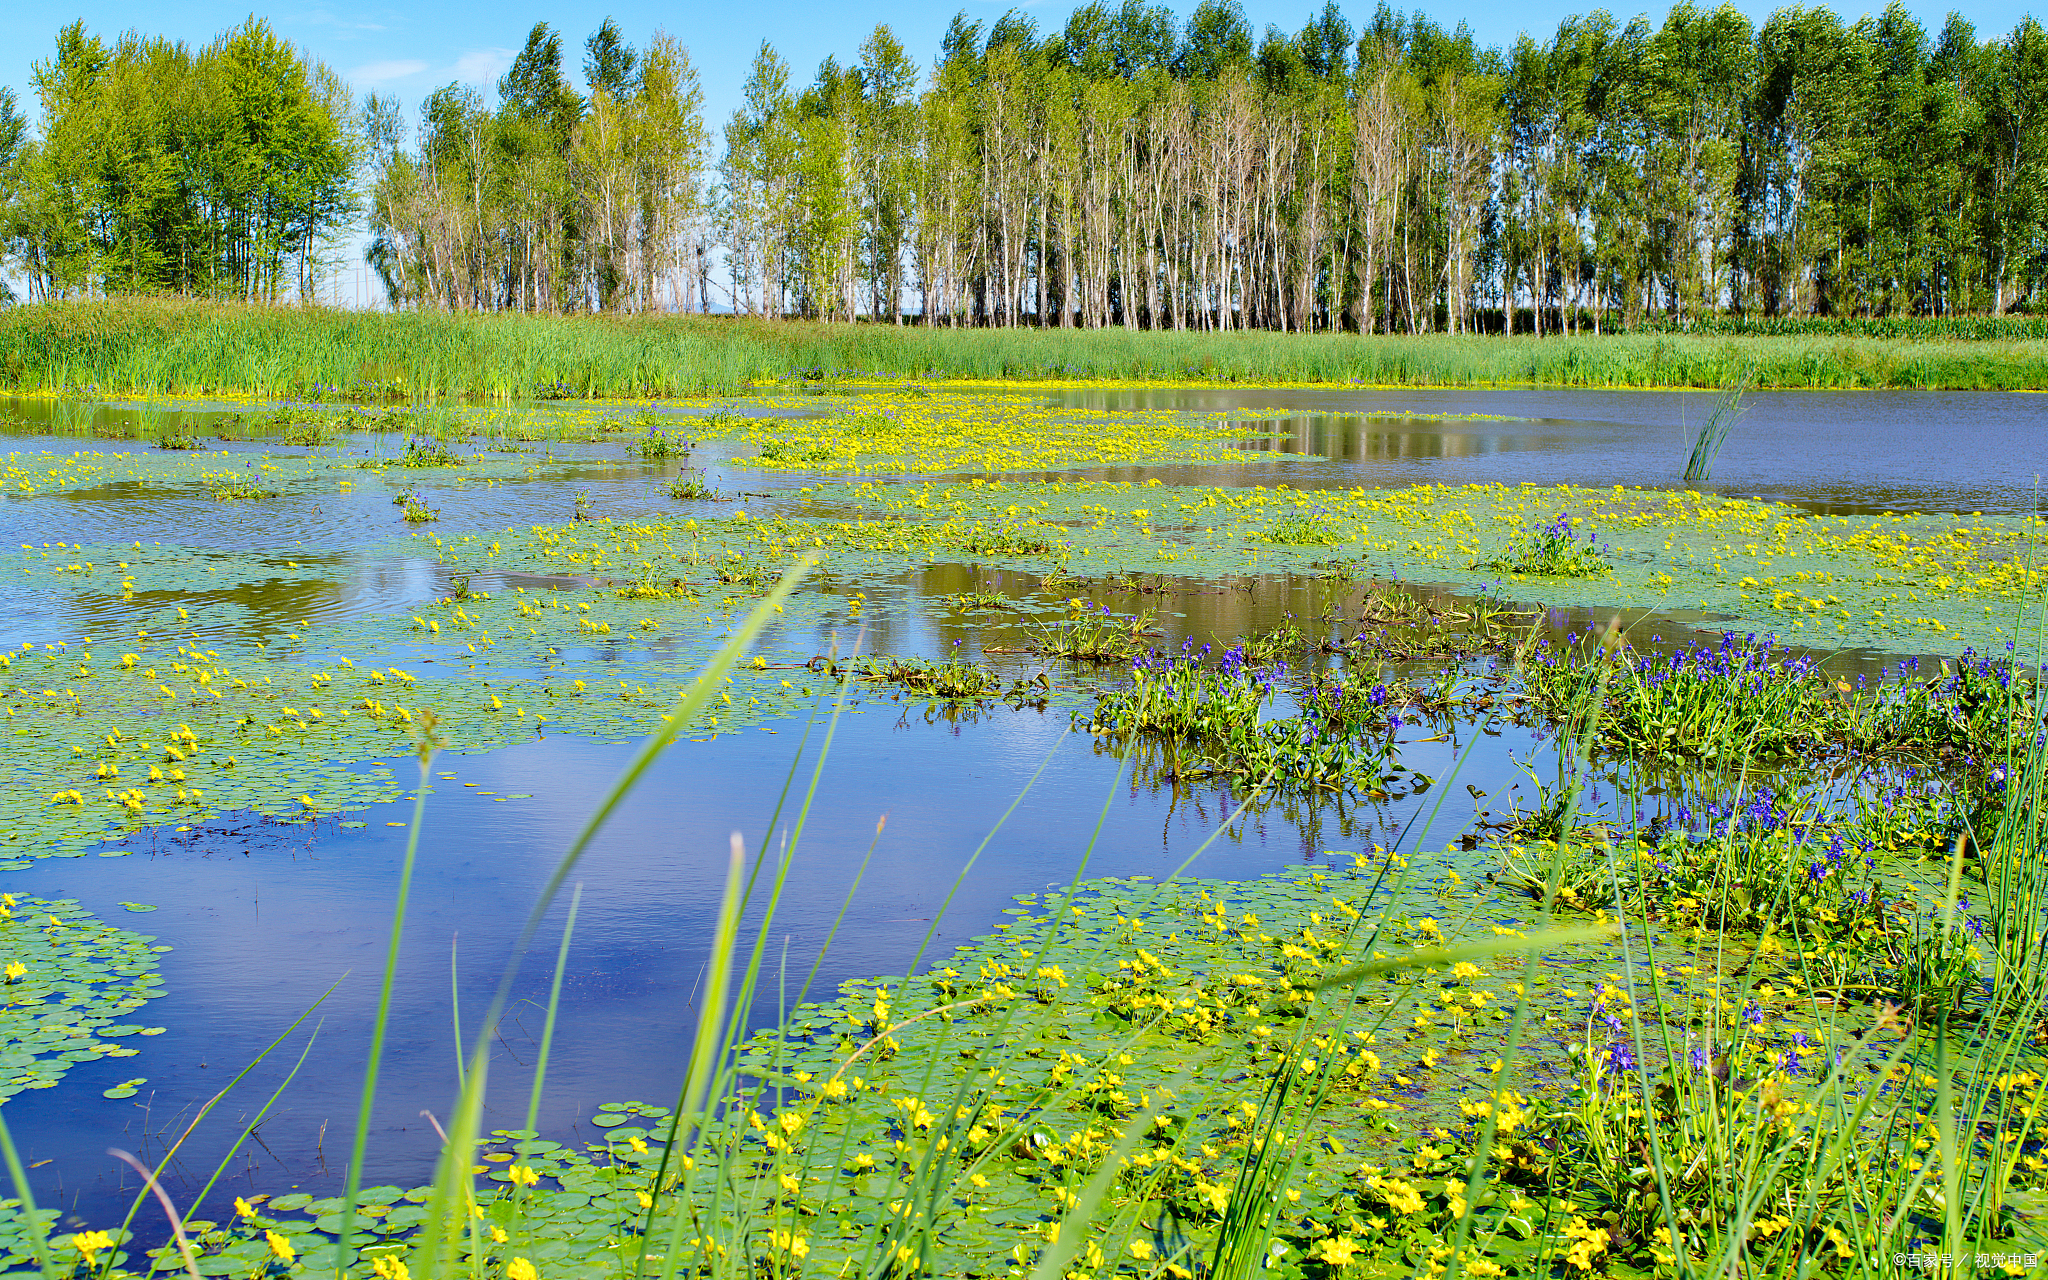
<box><xmin>0</xmin><ymin>384</ymin><xmax>2003</xmax><ymax>1234</ymax></box>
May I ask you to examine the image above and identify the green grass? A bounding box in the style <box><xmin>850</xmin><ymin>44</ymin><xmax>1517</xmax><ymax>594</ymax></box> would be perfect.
<box><xmin>1476</xmin><ymin>512</ymin><xmax>1614</xmax><ymax>579</ymax></box>
<box><xmin>1081</xmin><ymin>641</ymin><xmax>1420</xmax><ymax>795</ymax></box>
<box><xmin>11</xmin><ymin>299</ymin><xmax>2048</xmax><ymax>399</ymax></box>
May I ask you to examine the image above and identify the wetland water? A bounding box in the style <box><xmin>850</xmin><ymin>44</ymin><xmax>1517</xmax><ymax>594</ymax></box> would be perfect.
<box><xmin>0</xmin><ymin>386</ymin><xmax>2026</xmax><ymax>1242</ymax></box>
<box><xmin>1055</xmin><ymin>385</ymin><xmax>2048</xmax><ymax>516</ymax></box>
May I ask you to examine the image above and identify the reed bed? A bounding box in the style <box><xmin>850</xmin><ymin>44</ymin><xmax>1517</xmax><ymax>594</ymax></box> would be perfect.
<box><xmin>9</xmin><ymin>299</ymin><xmax>2048</xmax><ymax>399</ymax></box>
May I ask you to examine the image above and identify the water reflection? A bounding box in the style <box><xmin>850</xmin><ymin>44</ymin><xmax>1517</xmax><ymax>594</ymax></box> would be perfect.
<box><xmin>1051</xmin><ymin>386</ymin><xmax>2046</xmax><ymax>516</ymax></box>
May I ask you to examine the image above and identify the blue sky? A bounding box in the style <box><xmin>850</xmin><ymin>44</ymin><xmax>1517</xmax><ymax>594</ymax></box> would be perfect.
<box><xmin>6</xmin><ymin>0</ymin><xmax>2043</xmax><ymax>142</ymax></box>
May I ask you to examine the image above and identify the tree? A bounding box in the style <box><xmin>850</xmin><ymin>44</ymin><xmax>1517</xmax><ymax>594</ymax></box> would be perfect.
<box><xmin>857</xmin><ymin>26</ymin><xmax>918</xmax><ymax>321</ymax></box>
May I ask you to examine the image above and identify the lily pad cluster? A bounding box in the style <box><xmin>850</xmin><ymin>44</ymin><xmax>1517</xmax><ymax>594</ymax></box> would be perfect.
<box><xmin>103</xmin><ymin>831</ymin><xmax>2045</xmax><ymax>1278</ymax></box>
<box><xmin>760</xmin><ymin>476</ymin><xmax>2044</xmax><ymax>656</ymax></box>
<box><xmin>0</xmin><ymin>894</ymin><xmax>169</xmax><ymax>1101</ymax></box>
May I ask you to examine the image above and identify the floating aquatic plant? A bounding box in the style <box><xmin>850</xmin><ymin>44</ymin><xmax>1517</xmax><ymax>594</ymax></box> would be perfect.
<box><xmin>663</xmin><ymin>473</ymin><xmax>726</xmax><ymax>501</ymax></box>
<box><xmin>0</xmin><ymin>895</ymin><xmax>169</xmax><ymax>1102</ymax></box>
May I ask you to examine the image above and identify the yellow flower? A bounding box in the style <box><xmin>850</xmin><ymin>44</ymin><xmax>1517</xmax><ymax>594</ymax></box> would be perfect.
<box><xmin>1127</xmin><ymin>1240</ymin><xmax>1154</xmax><ymax>1260</ymax></box>
<box><xmin>71</xmin><ymin>1231</ymin><xmax>114</xmax><ymax>1263</ymax></box>
<box><xmin>3</xmin><ymin>963</ymin><xmax>24</xmax><ymax>982</ymax></box>
<box><xmin>506</xmin><ymin>1164</ymin><xmax>540</xmax><ymax>1187</ymax></box>
<box><xmin>778</xmin><ymin>1173</ymin><xmax>801</xmax><ymax>1194</ymax></box>
<box><xmin>234</xmin><ymin>1197</ymin><xmax>255</xmax><ymax>1218</ymax></box>
<box><xmin>1561</xmin><ymin>1218</ymin><xmax>1608</xmax><ymax>1272</ymax></box>
<box><xmin>266</xmin><ymin>1231</ymin><xmax>296</xmax><ymax>1262</ymax></box>
<box><xmin>1311</xmin><ymin>1238</ymin><xmax>1360</xmax><ymax>1266</ymax></box>
<box><xmin>1368</xmin><ymin>1176</ymin><xmax>1424</xmax><ymax>1216</ymax></box>
<box><xmin>371</xmin><ymin>1256</ymin><xmax>411</xmax><ymax>1280</ymax></box>
<box><xmin>1451</xmin><ymin>962</ymin><xmax>1483</xmax><ymax>981</ymax></box>
<box><xmin>506</xmin><ymin>1258</ymin><xmax>538</xmax><ymax>1280</ymax></box>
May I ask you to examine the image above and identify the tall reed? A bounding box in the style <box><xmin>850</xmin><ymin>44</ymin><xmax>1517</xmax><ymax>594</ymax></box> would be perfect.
<box><xmin>9</xmin><ymin>299</ymin><xmax>2048</xmax><ymax>399</ymax></box>
<box><xmin>1681</xmin><ymin>364</ymin><xmax>1753</xmax><ymax>484</ymax></box>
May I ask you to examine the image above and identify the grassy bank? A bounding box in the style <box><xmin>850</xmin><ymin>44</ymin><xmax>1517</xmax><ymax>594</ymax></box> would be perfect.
<box><xmin>8</xmin><ymin>299</ymin><xmax>2048</xmax><ymax>398</ymax></box>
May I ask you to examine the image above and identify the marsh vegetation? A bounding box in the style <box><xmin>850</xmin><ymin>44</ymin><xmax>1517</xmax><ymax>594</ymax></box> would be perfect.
<box><xmin>0</xmin><ymin>376</ymin><xmax>2034</xmax><ymax>1280</ymax></box>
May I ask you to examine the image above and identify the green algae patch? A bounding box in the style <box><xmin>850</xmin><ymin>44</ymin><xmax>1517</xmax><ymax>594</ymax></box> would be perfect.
<box><xmin>0</xmin><ymin>896</ymin><xmax>169</xmax><ymax>1101</ymax></box>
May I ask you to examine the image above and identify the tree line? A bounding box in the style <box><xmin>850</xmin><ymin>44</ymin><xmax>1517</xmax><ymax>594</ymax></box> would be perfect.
<box><xmin>0</xmin><ymin>20</ymin><xmax>356</xmax><ymax>302</ymax></box>
<box><xmin>5</xmin><ymin>2</ymin><xmax>2048</xmax><ymax>328</ymax></box>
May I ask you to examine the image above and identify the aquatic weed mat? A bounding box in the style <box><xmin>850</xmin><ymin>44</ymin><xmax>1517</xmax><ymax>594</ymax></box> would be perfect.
<box><xmin>7</xmin><ymin>386</ymin><xmax>1283</xmax><ymax>475</ymax></box>
<box><xmin>0</xmin><ymin>504</ymin><xmax>1102</xmax><ymax>866</ymax></box>
<box><xmin>0</xmin><ymin>442</ymin><xmax>2033</xmax><ymax>864</ymax></box>
<box><xmin>85</xmin><ymin>856</ymin><xmax>2034</xmax><ymax>1279</ymax></box>
<box><xmin>680</xmin><ymin>388</ymin><xmax>1282</xmax><ymax>475</ymax></box>
<box><xmin>5</xmin><ymin>467</ymin><xmax>2037</xmax><ymax>862</ymax></box>
<box><xmin>778</xmin><ymin>477</ymin><xmax>2048</xmax><ymax>655</ymax></box>
<box><xmin>0</xmin><ymin>607</ymin><xmax>833</xmax><ymax>866</ymax></box>
<box><xmin>0</xmin><ymin>895</ymin><xmax>168</xmax><ymax>1102</ymax></box>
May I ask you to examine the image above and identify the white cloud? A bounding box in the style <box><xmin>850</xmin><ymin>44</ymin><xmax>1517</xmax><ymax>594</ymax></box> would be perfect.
<box><xmin>351</xmin><ymin>58</ymin><xmax>429</xmax><ymax>84</ymax></box>
<box><xmin>300</xmin><ymin>9</ymin><xmax>391</xmax><ymax>34</ymax></box>
<box><xmin>342</xmin><ymin>47</ymin><xmax>512</xmax><ymax>93</ymax></box>
<box><xmin>453</xmin><ymin>48</ymin><xmax>515</xmax><ymax>85</ymax></box>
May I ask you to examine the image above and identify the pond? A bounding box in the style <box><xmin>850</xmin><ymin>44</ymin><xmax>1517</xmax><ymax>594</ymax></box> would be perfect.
<box><xmin>0</xmin><ymin>384</ymin><xmax>2035</xmax><ymax>1276</ymax></box>
<box><xmin>1050</xmin><ymin>385</ymin><xmax>2048</xmax><ymax>517</ymax></box>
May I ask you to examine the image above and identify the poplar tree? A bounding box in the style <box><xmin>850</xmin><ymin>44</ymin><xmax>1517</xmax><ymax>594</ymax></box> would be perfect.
<box><xmin>13</xmin><ymin>2</ymin><xmax>2048</xmax><ymax>321</ymax></box>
